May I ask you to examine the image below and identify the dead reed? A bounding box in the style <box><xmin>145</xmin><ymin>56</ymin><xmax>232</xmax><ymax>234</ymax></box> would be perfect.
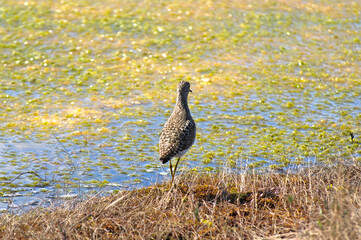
<box><xmin>0</xmin><ymin>162</ymin><xmax>360</xmax><ymax>239</ymax></box>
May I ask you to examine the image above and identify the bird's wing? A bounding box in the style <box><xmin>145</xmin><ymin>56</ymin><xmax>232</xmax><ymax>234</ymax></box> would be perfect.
<box><xmin>159</xmin><ymin>119</ymin><xmax>195</xmax><ymax>162</ymax></box>
<box><xmin>177</xmin><ymin>119</ymin><xmax>196</xmax><ymax>151</ymax></box>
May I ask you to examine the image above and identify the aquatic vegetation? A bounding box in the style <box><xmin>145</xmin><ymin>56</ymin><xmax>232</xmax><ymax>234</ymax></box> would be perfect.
<box><xmin>0</xmin><ymin>0</ymin><xmax>360</xmax><ymax>208</ymax></box>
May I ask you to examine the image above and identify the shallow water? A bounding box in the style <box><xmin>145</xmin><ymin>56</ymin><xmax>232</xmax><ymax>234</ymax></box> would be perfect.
<box><xmin>0</xmin><ymin>0</ymin><xmax>360</xmax><ymax>211</ymax></box>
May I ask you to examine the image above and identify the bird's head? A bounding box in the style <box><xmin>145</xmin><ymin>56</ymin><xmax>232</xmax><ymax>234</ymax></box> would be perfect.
<box><xmin>177</xmin><ymin>81</ymin><xmax>192</xmax><ymax>96</ymax></box>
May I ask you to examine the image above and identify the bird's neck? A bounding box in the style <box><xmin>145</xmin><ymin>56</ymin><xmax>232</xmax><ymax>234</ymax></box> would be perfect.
<box><xmin>175</xmin><ymin>93</ymin><xmax>191</xmax><ymax>117</ymax></box>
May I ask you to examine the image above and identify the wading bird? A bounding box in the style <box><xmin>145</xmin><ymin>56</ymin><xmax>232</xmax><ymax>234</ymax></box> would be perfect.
<box><xmin>159</xmin><ymin>81</ymin><xmax>196</xmax><ymax>187</ymax></box>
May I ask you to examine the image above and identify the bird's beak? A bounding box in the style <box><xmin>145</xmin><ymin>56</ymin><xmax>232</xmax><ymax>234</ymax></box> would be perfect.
<box><xmin>189</xmin><ymin>89</ymin><xmax>192</xmax><ymax>92</ymax></box>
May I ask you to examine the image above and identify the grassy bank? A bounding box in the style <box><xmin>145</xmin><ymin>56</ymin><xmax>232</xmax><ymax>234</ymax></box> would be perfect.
<box><xmin>1</xmin><ymin>162</ymin><xmax>360</xmax><ymax>239</ymax></box>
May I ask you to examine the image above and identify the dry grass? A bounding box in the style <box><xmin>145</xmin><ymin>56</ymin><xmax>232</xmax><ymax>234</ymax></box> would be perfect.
<box><xmin>1</xmin><ymin>162</ymin><xmax>361</xmax><ymax>239</ymax></box>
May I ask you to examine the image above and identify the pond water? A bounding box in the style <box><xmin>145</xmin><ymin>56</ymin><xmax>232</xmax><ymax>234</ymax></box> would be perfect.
<box><xmin>0</xmin><ymin>0</ymin><xmax>360</xmax><ymax>212</ymax></box>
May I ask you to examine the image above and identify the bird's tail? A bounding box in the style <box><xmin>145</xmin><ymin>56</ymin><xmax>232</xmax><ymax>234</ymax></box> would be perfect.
<box><xmin>160</xmin><ymin>156</ymin><xmax>171</xmax><ymax>164</ymax></box>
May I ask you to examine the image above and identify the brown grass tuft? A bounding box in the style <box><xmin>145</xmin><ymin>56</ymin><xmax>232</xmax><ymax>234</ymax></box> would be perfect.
<box><xmin>1</xmin><ymin>163</ymin><xmax>361</xmax><ymax>239</ymax></box>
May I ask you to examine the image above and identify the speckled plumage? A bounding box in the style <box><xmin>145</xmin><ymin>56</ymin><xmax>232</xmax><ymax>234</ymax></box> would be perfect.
<box><xmin>159</xmin><ymin>81</ymin><xmax>196</xmax><ymax>164</ymax></box>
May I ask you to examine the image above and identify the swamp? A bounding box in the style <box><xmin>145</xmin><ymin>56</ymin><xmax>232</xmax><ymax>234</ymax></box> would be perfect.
<box><xmin>0</xmin><ymin>0</ymin><xmax>360</xmax><ymax>239</ymax></box>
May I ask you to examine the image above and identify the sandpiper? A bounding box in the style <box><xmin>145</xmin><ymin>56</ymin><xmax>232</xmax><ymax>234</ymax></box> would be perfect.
<box><xmin>159</xmin><ymin>81</ymin><xmax>196</xmax><ymax>186</ymax></box>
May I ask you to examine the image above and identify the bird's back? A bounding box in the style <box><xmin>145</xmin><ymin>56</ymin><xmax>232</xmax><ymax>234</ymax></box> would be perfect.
<box><xmin>159</xmin><ymin>111</ymin><xmax>196</xmax><ymax>164</ymax></box>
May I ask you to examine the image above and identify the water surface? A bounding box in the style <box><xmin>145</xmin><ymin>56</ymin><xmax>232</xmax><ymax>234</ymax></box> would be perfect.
<box><xmin>0</xmin><ymin>0</ymin><xmax>360</xmax><ymax>212</ymax></box>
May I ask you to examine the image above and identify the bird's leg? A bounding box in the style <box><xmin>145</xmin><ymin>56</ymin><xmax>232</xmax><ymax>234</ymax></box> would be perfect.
<box><xmin>171</xmin><ymin>158</ymin><xmax>181</xmax><ymax>186</ymax></box>
<box><xmin>169</xmin><ymin>159</ymin><xmax>174</xmax><ymax>179</ymax></box>
<box><xmin>168</xmin><ymin>159</ymin><xmax>175</xmax><ymax>189</ymax></box>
